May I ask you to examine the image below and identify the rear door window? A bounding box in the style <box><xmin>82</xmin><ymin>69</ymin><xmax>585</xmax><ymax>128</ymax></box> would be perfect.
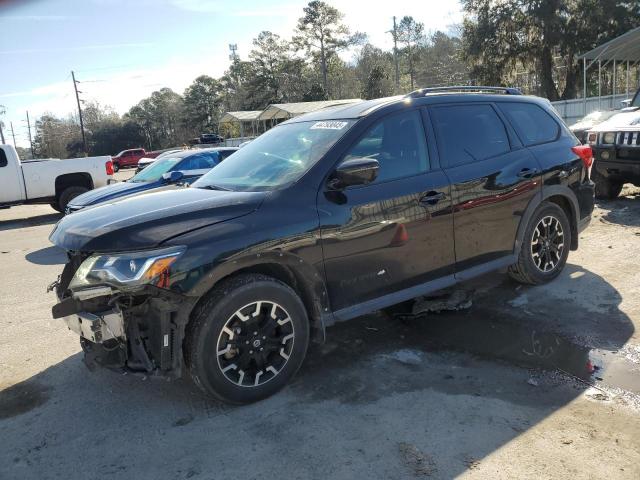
<box><xmin>498</xmin><ymin>102</ymin><xmax>560</xmax><ymax>146</ymax></box>
<box><xmin>0</xmin><ymin>149</ymin><xmax>7</xmax><ymax>167</ymax></box>
<box><xmin>431</xmin><ymin>104</ymin><xmax>510</xmax><ymax>167</ymax></box>
<box><xmin>179</xmin><ymin>153</ymin><xmax>218</xmax><ymax>170</ymax></box>
<box><xmin>219</xmin><ymin>149</ymin><xmax>236</xmax><ymax>160</ymax></box>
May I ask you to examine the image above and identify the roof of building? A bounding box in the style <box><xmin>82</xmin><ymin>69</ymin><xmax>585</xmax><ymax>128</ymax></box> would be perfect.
<box><xmin>578</xmin><ymin>26</ymin><xmax>640</xmax><ymax>62</ymax></box>
<box><xmin>256</xmin><ymin>99</ymin><xmax>362</xmax><ymax>121</ymax></box>
<box><xmin>219</xmin><ymin>111</ymin><xmax>263</xmax><ymax>123</ymax></box>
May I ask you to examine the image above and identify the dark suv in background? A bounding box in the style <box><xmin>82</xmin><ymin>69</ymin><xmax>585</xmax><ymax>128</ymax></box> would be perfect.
<box><xmin>49</xmin><ymin>87</ymin><xmax>595</xmax><ymax>404</ymax></box>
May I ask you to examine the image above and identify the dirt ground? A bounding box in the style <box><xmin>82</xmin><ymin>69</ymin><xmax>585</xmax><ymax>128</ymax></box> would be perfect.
<box><xmin>0</xmin><ymin>176</ymin><xmax>639</xmax><ymax>479</ymax></box>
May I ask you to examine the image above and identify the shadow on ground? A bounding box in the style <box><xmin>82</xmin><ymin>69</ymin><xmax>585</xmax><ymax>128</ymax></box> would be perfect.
<box><xmin>598</xmin><ymin>187</ymin><xmax>640</xmax><ymax>227</ymax></box>
<box><xmin>24</xmin><ymin>246</ymin><xmax>67</xmax><ymax>265</ymax></box>
<box><xmin>0</xmin><ymin>265</ymin><xmax>634</xmax><ymax>479</ymax></box>
<box><xmin>0</xmin><ymin>212</ymin><xmax>61</xmax><ymax>232</ymax></box>
<box><xmin>25</xmin><ymin>246</ymin><xmax>67</xmax><ymax>265</ymax></box>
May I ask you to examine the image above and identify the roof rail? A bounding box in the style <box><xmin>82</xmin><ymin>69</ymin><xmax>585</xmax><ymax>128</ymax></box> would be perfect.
<box><xmin>406</xmin><ymin>86</ymin><xmax>522</xmax><ymax>98</ymax></box>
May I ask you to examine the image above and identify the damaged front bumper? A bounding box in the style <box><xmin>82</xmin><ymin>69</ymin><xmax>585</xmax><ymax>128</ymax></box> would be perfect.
<box><xmin>52</xmin><ymin>282</ymin><xmax>195</xmax><ymax>379</ymax></box>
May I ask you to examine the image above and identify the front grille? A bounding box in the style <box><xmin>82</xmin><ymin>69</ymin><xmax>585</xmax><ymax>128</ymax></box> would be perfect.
<box><xmin>616</xmin><ymin>132</ymin><xmax>640</xmax><ymax>147</ymax></box>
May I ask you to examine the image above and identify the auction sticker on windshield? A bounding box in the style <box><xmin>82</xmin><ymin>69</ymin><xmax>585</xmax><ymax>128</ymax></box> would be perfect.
<box><xmin>310</xmin><ymin>121</ymin><xmax>349</xmax><ymax>130</ymax></box>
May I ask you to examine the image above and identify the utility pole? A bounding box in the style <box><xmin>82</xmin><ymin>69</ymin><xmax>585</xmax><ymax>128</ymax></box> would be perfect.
<box><xmin>26</xmin><ymin>111</ymin><xmax>34</xmax><ymax>157</ymax></box>
<box><xmin>0</xmin><ymin>121</ymin><xmax>5</xmax><ymax>144</ymax></box>
<box><xmin>71</xmin><ymin>71</ymin><xmax>87</xmax><ymax>154</ymax></box>
<box><xmin>392</xmin><ymin>16</ymin><xmax>400</xmax><ymax>91</ymax></box>
<box><xmin>25</xmin><ymin>111</ymin><xmax>34</xmax><ymax>156</ymax></box>
<box><xmin>10</xmin><ymin>121</ymin><xmax>16</xmax><ymax>146</ymax></box>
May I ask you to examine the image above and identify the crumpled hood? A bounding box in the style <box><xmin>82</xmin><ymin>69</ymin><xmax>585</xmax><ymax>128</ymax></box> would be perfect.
<box><xmin>50</xmin><ymin>187</ymin><xmax>266</xmax><ymax>252</ymax></box>
<box><xmin>590</xmin><ymin>107</ymin><xmax>640</xmax><ymax>132</ymax></box>
<box><xmin>69</xmin><ymin>180</ymin><xmax>160</xmax><ymax>207</ymax></box>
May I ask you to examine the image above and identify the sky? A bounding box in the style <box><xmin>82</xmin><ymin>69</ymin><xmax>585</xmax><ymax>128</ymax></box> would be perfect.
<box><xmin>0</xmin><ymin>0</ymin><xmax>462</xmax><ymax>147</ymax></box>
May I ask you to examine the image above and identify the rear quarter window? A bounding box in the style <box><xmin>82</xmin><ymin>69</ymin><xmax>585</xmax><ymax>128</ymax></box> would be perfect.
<box><xmin>498</xmin><ymin>102</ymin><xmax>559</xmax><ymax>146</ymax></box>
<box><xmin>431</xmin><ymin>104</ymin><xmax>510</xmax><ymax>167</ymax></box>
<box><xmin>0</xmin><ymin>149</ymin><xmax>7</xmax><ymax>167</ymax></box>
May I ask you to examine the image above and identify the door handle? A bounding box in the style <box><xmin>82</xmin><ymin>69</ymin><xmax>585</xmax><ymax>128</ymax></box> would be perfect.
<box><xmin>517</xmin><ymin>168</ymin><xmax>539</xmax><ymax>179</ymax></box>
<box><xmin>419</xmin><ymin>191</ymin><xmax>446</xmax><ymax>205</ymax></box>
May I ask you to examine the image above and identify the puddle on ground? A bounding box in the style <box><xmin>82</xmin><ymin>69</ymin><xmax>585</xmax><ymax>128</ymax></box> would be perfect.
<box><xmin>414</xmin><ymin>315</ymin><xmax>640</xmax><ymax>395</ymax></box>
<box><xmin>325</xmin><ymin>304</ymin><xmax>640</xmax><ymax>396</ymax></box>
<box><xmin>0</xmin><ymin>380</ymin><xmax>51</xmax><ymax>420</ymax></box>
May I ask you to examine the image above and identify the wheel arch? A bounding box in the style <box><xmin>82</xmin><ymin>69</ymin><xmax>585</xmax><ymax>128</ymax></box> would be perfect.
<box><xmin>514</xmin><ymin>186</ymin><xmax>580</xmax><ymax>255</ymax></box>
<box><xmin>54</xmin><ymin>173</ymin><xmax>93</xmax><ymax>198</ymax></box>
<box><xmin>185</xmin><ymin>252</ymin><xmax>331</xmax><ymax>345</ymax></box>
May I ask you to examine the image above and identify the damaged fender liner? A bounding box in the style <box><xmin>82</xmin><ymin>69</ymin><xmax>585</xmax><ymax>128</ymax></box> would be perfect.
<box><xmin>53</xmin><ymin>285</ymin><xmax>198</xmax><ymax>379</ymax></box>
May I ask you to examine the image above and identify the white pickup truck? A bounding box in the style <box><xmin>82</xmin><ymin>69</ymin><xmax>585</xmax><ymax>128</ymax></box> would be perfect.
<box><xmin>0</xmin><ymin>144</ymin><xmax>114</xmax><ymax>212</ymax></box>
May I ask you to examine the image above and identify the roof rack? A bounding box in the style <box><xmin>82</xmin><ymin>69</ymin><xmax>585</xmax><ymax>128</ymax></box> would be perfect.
<box><xmin>406</xmin><ymin>86</ymin><xmax>522</xmax><ymax>98</ymax></box>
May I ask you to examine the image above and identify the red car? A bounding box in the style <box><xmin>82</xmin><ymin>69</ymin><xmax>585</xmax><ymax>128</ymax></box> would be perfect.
<box><xmin>111</xmin><ymin>148</ymin><xmax>160</xmax><ymax>172</ymax></box>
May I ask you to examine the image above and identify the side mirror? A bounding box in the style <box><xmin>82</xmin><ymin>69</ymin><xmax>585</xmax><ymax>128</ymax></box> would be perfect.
<box><xmin>328</xmin><ymin>158</ymin><xmax>379</xmax><ymax>189</ymax></box>
<box><xmin>162</xmin><ymin>171</ymin><xmax>184</xmax><ymax>183</ymax></box>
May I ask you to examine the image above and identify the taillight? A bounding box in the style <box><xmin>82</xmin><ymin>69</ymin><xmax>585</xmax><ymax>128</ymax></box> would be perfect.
<box><xmin>106</xmin><ymin>160</ymin><xmax>114</xmax><ymax>176</ymax></box>
<box><xmin>571</xmin><ymin>145</ymin><xmax>593</xmax><ymax>169</ymax></box>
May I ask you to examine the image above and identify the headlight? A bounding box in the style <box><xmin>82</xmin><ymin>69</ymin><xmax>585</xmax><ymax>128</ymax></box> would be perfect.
<box><xmin>69</xmin><ymin>246</ymin><xmax>185</xmax><ymax>290</ymax></box>
<box><xmin>603</xmin><ymin>132</ymin><xmax>617</xmax><ymax>144</ymax></box>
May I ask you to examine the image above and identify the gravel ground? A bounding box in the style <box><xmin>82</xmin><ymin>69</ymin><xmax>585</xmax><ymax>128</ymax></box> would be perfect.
<box><xmin>0</xmin><ymin>181</ymin><xmax>639</xmax><ymax>480</ymax></box>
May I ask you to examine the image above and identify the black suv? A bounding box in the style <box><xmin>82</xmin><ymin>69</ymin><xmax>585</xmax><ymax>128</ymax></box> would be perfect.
<box><xmin>50</xmin><ymin>87</ymin><xmax>595</xmax><ymax>404</ymax></box>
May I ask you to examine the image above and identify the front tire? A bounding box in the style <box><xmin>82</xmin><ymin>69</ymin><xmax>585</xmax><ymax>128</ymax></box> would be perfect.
<box><xmin>57</xmin><ymin>186</ymin><xmax>89</xmax><ymax>213</ymax></box>
<box><xmin>509</xmin><ymin>202</ymin><xmax>571</xmax><ymax>285</ymax></box>
<box><xmin>185</xmin><ymin>274</ymin><xmax>310</xmax><ymax>404</ymax></box>
<box><xmin>113</xmin><ymin>162</ymin><xmax>120</xmax><ymax>172</ymax></box>
<box><xmin>593</xmin><ymin>170</ymin><xmax>622</xmax><ymax>199</ymax></box>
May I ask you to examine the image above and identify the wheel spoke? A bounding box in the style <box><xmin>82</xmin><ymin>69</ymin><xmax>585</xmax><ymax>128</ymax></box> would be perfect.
<box><xmin>216</xmin><ymin>300</ymin><xmax>295</xmax><ymax>388</ymax></box>
<box><xmin>531</xmin><ymin>215</ymin><xmax>565</xmax><ymax>274</ymax></box>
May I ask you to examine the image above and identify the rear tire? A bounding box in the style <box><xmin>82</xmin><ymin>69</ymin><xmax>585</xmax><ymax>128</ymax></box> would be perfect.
<box><xmin>509</xmin><ymin>202</ymin><xmax>571</xmax><ymax>285</ymax></box>
<box><xmin>593</xmin><ymin>170</ymin><xmax>622</xmax><ymax>199</ymax></box>
<box><xmin>185</xmin><ymin>274</ymin><xmax>310</xmax><ymax>404</ymax></box>
<box><xmin>57</xmin><ymin>186</ymin><xmax>89</xmax><ymax>213</ymax></box>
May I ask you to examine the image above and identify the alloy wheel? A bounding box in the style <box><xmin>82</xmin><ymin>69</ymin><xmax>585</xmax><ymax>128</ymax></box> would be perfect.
<box><xmin>216</xmin><ymin>301</ymin><xmax>295</xmax><ymax>387</ymax></box>
<box><xmin>530</xmin><ymin>215</ymin><xmax>564</xmax><ymax>273</ymax></box>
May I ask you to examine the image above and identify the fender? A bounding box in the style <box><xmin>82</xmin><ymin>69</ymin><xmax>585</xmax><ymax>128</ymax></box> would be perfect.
<box><xmin>514</xmin><ymin>184</ymin><xmax>580</xmax><ymax>256</ymax></box>
<box><xmin>187</xmin><ymin>250</ymin><xmax>332</xmax><ymax>342</ymax></box>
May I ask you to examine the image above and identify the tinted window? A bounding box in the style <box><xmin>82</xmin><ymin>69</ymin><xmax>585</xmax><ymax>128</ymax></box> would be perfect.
<box><xmin>499</xmin><ymin>102</ymin><xmax>559</xmax><ymax>146</ymax></box>
<box><xmin>0</xmin><ymin>149</ymin><xmax>7</xmax><ymax>167</ymax></box>
<box><xmin>179</xmin><ymin>153</ymin><xmax>219</xmax><ymax>170</ymax></box>
<box><xmin>219</xmin><ymin>149</ymin><xmax>236</xmax><ymax>160</ymax></box>
<box><xmin>344</xmin><ymin>109</ymin><xmax>429</xmax><ymax>183</ymax></box>
<box><xmin>432</xmin><ymin>104</ymin><xmax>510</xmax><ymax>167</ymax></box>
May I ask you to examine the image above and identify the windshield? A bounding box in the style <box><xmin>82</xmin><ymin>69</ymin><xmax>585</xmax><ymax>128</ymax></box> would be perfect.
<box><xmin>130</xmin><ymin>157</ymin><xmax>181</xmax><ymax>182</ymax></box>
<box><xmin>193</xmin><ymin>120</ymin><xmax>354</xmax><ymax>191</ymax></box>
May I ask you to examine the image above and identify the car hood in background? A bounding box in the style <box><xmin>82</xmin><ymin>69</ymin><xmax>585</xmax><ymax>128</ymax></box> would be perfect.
<box><xmin>50</xmin><ymin>187</ymin><xmax>266</xmax><ymax>252</ymax></box>
<box><xmin>69</xmin><ymin>180</ymin><xmax>160</xmax><ymax>207</ymax></box>
<box><xmin>590</xmin><ymin>107</ymin><xmax>640</xmax><ymax>132</ymax></box>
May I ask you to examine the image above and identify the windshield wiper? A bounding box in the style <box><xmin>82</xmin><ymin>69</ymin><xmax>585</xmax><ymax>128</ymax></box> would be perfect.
<box><xmin>200</xmin><ymin>184</ymin><xmax>233</xmax><ymax>191</ymax></box>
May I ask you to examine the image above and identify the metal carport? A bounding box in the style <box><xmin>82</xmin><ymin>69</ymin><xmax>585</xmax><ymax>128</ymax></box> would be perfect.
<box><xmin>578</xmin><ymin>26</ymin><xmax>640</xmax><ymax>114</ymax></box>
<box><xmin>219</xmin><ymin>111</ymin><xmax>263</xmax><ymax>137</ymax></box>
<box><xmin>257</xmin><ymin>99</ymin><xmax>362</xmax><ymax>124</ymax></box>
